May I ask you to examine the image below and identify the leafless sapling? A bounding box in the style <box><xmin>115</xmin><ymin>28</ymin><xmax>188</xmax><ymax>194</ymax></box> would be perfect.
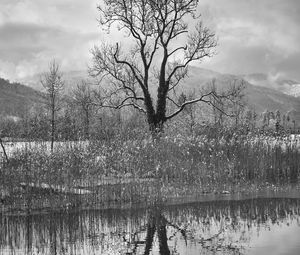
<box><xmin>41</xmin><ymin>60</ymin><xmax>64</xmax><ymax>152</ymax></box>
<box><xmin>72</xmin><ymin>81</ymin><xmax>93</xmax><ymax>139</ymax></box>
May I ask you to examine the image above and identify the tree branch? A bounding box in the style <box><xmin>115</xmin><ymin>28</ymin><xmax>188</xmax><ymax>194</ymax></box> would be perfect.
<box><xmin>114</xmin><ymin>43</ymin><xmax>147</xmax><ymax>92</ymax></box>
<box><xmin>166</xmin><ymin>91</ymin><xmax>214</xmax><ymax>120</ymax></box>
<box><xmin>94</xmin><ymin>101</ymin><xmax>146</xmax><ymax>114</ymax></box>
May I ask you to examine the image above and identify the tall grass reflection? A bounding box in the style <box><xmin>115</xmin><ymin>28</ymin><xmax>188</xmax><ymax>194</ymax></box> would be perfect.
<box><xmin>1</xmin><ymin>197</ymin><xmax>299</xmax><ymax>254</ymax></box>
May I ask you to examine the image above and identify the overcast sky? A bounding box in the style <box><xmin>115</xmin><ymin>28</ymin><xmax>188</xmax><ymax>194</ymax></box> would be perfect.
<box><xmin>0</xmin><ymin>0</ymin><xmax>300</xmax><ymax>82</ymax></box>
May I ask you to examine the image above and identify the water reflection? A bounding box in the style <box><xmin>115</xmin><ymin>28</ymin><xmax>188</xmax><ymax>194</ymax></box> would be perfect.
<box><xmin>1</xmin><ymin>197</ymin><xmax>300</xmax><ymax>254</ymax></box>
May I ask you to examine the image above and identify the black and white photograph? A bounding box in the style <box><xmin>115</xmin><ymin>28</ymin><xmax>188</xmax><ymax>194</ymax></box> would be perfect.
<box><xmin>0</xmin><ymin>0</ymin><xmax>300</xmax><ymax>254</ymax></box>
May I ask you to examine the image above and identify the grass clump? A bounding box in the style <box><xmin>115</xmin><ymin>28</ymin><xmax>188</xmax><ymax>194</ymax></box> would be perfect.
<box><xmin>0</xmin><ymin>130</ymin><xmax>299</xmax><ymax>211</ymax></box>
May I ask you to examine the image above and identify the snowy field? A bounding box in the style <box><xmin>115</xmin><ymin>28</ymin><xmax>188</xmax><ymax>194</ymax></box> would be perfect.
<box><xmin>1</xmin><ymin>134</ymin><xmax>299</xmax><ymax>159</ymax></box>
<box><xmin>0</xmin><ymin>141</ymin><xmax>89</xmax><ymax>157</ymax></box>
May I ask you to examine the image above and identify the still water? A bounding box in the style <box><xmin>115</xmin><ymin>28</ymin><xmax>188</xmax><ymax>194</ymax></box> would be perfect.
<box><xmin>1</xmin><ymin>197</ymin><xmax>300</xmax><ymax>255</ymax></box>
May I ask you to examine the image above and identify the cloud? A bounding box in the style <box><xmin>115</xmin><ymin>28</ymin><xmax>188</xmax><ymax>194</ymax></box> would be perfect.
<box><xmin>0</xmin><ymin>23</ymin><xmax>61</xmax><ymax>62</ymax></box>
<box><xmin>0</xmin><ymin>0</ymin><xmax>100</xmax><ymax>80</ymax></box>
<box><xmin>0</xmin><ymin>0</ymin><xmax>99</xmax><ymax>31</ymax></box>
<box><xmin>0</xmin><ymin>22</ymin><xmax>99</xmax><ymax>79</ymax></box>
<box><xmin>198</xmin><ymin>0</ymin><xmax>300</xmax><ymax>80</ymax></box>
<box><xmin>0</xmin><ymin>0</ymin><xmax>300</xmax><ymax>81</ymax></box>
<box><xmin>274</xmin><ymin>53</ymin><xmax>300</xmax><ymax>81</ymax></box>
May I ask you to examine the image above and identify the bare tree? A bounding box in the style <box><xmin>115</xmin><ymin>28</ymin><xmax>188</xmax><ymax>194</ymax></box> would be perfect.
<box><xmin>72</xmin><ymin>81</ymin><xmax>93</xmax><ymax>139</ymax></box>
<box><xmin>206</xmin><ymin>78</ymin><xmax>245</xmax><ymax>127</ymax></box>
<box><xmin>41</xmin><ymin>60</ymin><xmax>64</xmax><ymax>152</ymax></box>
<box><xmin>209</xmin><ymin>79</ymin><xmax>224</xmax><ymax>126</ymax></box>
<box><xmin>90</xmin><ymin>0</ymin><xmax>218</xmax><ymax>135</ymax></box>
<box><xmin>177</xmin><ymin>91</ymin><xmax>198</xmax><ymax>134</ymax></box>
<box><xmin>228</xmin><ymin>81</ymin><xmax>246</xmax><ymax>127</ymax></box>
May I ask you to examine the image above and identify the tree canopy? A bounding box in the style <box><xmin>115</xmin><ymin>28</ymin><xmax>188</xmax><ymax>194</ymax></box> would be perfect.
<box><xmin>91</xmin><ymin>0</ymin><xmax>218</xmax><ymax>134</ymax></box>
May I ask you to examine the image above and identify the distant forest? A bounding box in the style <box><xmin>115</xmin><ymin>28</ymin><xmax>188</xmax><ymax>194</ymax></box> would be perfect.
<box><xmin>0</xmin><ymin>75</ymin><xmax>299</xmax><ymax>142</ymax></box>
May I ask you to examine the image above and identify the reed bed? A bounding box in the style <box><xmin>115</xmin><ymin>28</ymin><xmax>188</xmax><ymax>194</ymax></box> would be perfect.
<box><xmin>0</xmin><ymin>132</ymin><xmax>299</xmax><ymax>212</ymax></box>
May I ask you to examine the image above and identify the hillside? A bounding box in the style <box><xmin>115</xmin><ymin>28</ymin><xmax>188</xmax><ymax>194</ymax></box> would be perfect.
<box><xmin>19</xmin><ymin>67</ymin><xmax>300</xmax><ymax>124</ymax></box>
<box><xmin>18</xmin><ymin>70</ymin><xmax>90</xmax><ymax>92</ymax></box>
<box><xmin>0</xmin><ymin>78</ymin><xmax>42</xmax><ymax>118</ymax></box>
<box><xmin>181</xmin><ymin>67</ymin><xmax>300</xmax><ymax>123</ymax></box>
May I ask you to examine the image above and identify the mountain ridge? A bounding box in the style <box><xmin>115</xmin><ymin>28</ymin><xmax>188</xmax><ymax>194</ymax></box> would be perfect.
<box><xmin>0</xmin><ymin>78</ymin><xmax>42</xmax><ymax>118</ymax></box>
<box><xmin>242</xmin><ymin>72</ymin><xmax>300</xmax><ymax>97</ymax></box>
<box><xmin>5</xmin><ymin>67</ymin><xmax>300</xmax><ymax>124</ymax></box>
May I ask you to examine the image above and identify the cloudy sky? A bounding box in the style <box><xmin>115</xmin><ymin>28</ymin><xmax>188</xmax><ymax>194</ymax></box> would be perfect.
<box><xmin>0</xmin><ymin>0</ymin><xmax>300</xmax><ymax>82</ymax></box>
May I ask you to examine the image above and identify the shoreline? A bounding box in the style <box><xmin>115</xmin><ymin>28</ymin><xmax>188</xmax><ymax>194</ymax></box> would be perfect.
<box><xmin>1</xmin><ymin>182</ymin><xmax>300</xmax><ymax>217</ymax></box>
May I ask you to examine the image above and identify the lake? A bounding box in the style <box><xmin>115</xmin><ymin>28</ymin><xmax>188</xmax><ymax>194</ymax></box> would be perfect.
<box><xmin>1</xmin><ymin>196</ymin><xmax>300</xmax><ymax>255</ymax></box>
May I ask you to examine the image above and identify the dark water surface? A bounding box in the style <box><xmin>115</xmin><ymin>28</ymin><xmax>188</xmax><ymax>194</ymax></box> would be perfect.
<box><xmin>1</xmin><ymin>197</ymin><xmax>300</xmax><ymax>255</ymax></box>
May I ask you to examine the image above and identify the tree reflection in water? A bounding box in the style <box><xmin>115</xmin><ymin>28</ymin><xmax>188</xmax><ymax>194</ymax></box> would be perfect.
<box><xmin>127</xmin><ymin>207</ymin><xmax>186</xmax><ymax>255</ymax></box>
<box><xmin>0</xmin><ymin>197</ymin><xmax>300</xmax><ymax>254</ymax></box>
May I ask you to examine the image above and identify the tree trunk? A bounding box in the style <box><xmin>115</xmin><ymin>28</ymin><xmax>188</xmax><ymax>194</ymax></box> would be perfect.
<box><xmin>144</xmin><ymin>216</ymin><xmax>156</xmax><ymax>255</ymax></box>
<box><xmin>144</xmin><ymin>92</ymin><xmax>164</xmax><ymax>136</ymax></box>
<box><xmin>147</xmin><ymin>115</ymin><xmax>165</xmax><ymax>139</ymax></box>
<box><xmin>0</xmin><ymin>137</ymin><xmax>9</xmax><ymax>164</ymax></box>
<box><xmin>85</xmin><ymin>109</ymin><xmax>90</xmax><ymax>140</ymax></box>
<box><xmin>157</xmin><ymin>216</ymin><xmax>170</xmax><ymax>255</ymax></box>
<box><xmin>155</xmin><ymin>65</ymin><xmax>168</xmax><ymax>133</ymax></box>
<box><xmin>144</xmin><ymin>211</ymin><xmax>171</xmax><ymax>255</ymax></box>
<box><xmin>51</xmin><ymin>106</ymin><xmax>55</xmax><ymax>153</ymax></box>
<box><xmin>156</xmin><ymin>90</ymin><xmax>167</xmax><ymax>127</ymax></box>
